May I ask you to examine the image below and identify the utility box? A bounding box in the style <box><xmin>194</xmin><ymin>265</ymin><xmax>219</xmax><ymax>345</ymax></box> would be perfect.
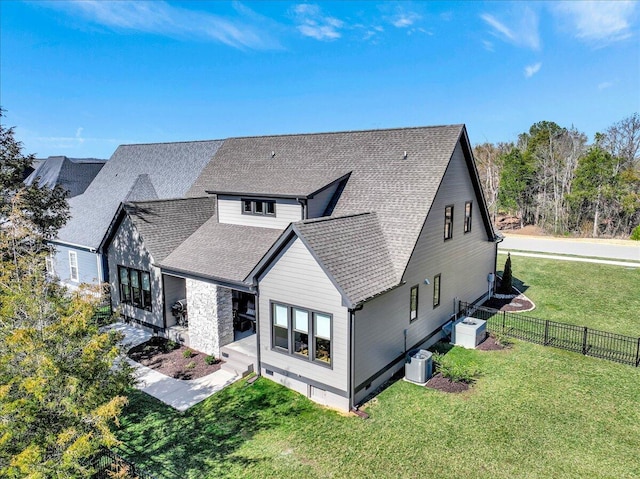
<box><xmin>452</xmin><ymin>317</ymin><xmax>487</xmax><ymax>349</ymax></box>
<box><xmin>405</xmin><ymin>349</ymin><xmax>433</xmax><ymax>384</ymax></box>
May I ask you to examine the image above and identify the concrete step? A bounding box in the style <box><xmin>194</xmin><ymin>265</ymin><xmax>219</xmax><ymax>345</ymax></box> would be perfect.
<box><xmin>221</xmin><ymin>357</ymin><xmax>253</xmax><ymax>378</ymax></box>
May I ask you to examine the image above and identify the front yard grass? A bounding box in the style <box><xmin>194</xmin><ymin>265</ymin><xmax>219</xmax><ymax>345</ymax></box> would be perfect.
<box><xmin>115</xmin><ymin>258</ymin><xmax>640</xmax><ymax>478</ymax></box>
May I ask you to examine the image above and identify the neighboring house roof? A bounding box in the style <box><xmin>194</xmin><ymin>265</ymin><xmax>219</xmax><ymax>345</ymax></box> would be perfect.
<box><xmin>103</xmin><ymin>197</ymin><xmax>217</xmax><ymax>263</ymax></box>
<box><xmin>25</xmin><ymin>156</ymin><xmax>107</xmax><ymax>197</ymax></box>
<box><xmin>293</xmin><ymin>212</ymin><xmax>398</xmax><ymax>307</ymax></box>
<box><xmin>54</xmin><ymin>140</ymin><xmax>223</xmax><ymax>250</ymax></box>
<box><xmin>187</xmin><ymin>125</ymin><xmax>492</xmax><ymax>280</ymax></box>
<box><xmin>159</xmin><ymin>218</ymin><xmax>283</xmax><ymax>286</ymax></box>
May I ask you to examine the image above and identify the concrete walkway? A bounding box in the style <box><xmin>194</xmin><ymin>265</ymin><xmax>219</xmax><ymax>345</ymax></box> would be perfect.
<box><xmin>107</xmin><ymin>323</ymin><xmax>241</xmax><ymax>412</ymax></box>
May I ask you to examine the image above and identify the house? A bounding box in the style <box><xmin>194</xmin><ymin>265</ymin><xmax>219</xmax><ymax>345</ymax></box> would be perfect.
<box><xmin>103</xmin><ymin>125</ymin><xmax>499</xmax><ymax>411</ymax></box>
<box><xmin>47</xmin><ymin>140</ymin><xmax>223</xmax><ymax>288</ymax></box>
<box><xmin>25</xmin><ymin>156</ymin><xmax>107</xmax><ymax>198</ymax></box>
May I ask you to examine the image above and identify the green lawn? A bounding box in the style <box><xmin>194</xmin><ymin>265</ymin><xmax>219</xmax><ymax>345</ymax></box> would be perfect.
<box><xmin>498</xmin><ymin>254</ymin><xmax>640</xmax><ymax>336</ymax></box>
<box><xmin>115</xmin><ymin>258</ymin><xmax>640</xmax><ymax>478</ymax></box>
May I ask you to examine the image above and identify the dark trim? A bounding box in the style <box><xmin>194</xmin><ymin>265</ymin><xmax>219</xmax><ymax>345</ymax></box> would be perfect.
<box><xmin>269</xmin><ymin>300</ymin><xmax>333</xmax><ymax>368</ymax></box>
<box><xmin>241</xmin><ymin>198</ymin><xmax>276</xmax><ymax>217</ymax></box>
<box><xmin>409</xmin><ymin>285</ymin><xmax>419</xmax><ymax>323</ymax></box>
<box><xmin>156</xmin><ymin>265</ymin><xmax>255</xmax><ymax>293</ymax></box>
<box><xmin>433</xmin><ymin>273</ymin><xmax>441</xmax><ymax>308</ymax></box>
<box><xmin>261</xmin><ymin>362</ymin><xmax>348</xmax><ymax>398</ymax></box>
<box><xmin>464</xmin><ymin>200</ymin><xmax>473</xmax><ymax>234</ymax></box>
<box><xmin>354</xmin><ymin>325</ymin><xmax>444</xmax><ymax>394</ymax></box>
<box><xmin>121</xmin><ymin>314</ymin><xmax>164</xmax><ymax>334</ymax></box>
<box><xmin>444</xmin><ymin>204</ymin><xmax>454</xmax><ymax>241</ymax></box>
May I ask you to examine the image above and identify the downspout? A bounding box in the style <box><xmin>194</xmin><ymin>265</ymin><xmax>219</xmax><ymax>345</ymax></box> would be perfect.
<box><xmin>297</xmin><ymin>198</ymin><xmax>308</xmax><ymax>220</ymax></box>
<box><xmin>348</xmin><ymin>309</ymin><xmax>355</xmax><ymax>411</ymax></box>
<box><xmin>254</xmin><ymin>283</ymin><xmax>262</xmax><ymax>377</ymax></box>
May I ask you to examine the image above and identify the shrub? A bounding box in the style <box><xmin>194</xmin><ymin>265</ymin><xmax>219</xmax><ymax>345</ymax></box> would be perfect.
<box><xmin>498</xmin><ymin>253</ymin><xmax>513</xmax><ymax>294</ymax></box>
<box><xmin>186</xmin><ymin>361</ymin><xmax>196</xmax><ymax>370</ymax></box>
<box><xmin>204</xmin><ymin>355</ymin><xmax>218</xmax><ymax>365</ymax></box>
<box><xmin>491</xmin><ymin>331</ymin><xmax>514</xmax><ymax>348</ymax></box>
<box><xmin>432</xmin><ymin>352</ymin><xmax>480</xmax><ymax>384</ymax></box>
<box><xmin>165</xmin><ymin>340</ymin><xmax>179</xmax><ymax>351</ymax></box>
<box><xmin>631</xmin><ymin>225</ymin><xmax>640</xmax><ymax>241</ymax></box>
<box><xmin>183</xmin><ymin>349</ymin><xmax>193</xmax><ymax>359</ymax></box>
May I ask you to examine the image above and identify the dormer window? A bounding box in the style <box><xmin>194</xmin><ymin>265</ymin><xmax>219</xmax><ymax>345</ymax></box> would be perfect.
<box><xmin>241</xmin><ymin>198</ymin><xmax>276</xmax><ymax>216</ymax></box>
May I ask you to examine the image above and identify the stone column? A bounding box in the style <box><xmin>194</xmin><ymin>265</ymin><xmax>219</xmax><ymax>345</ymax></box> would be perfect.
<box><xmin>185</xmin><ymin>279</ymin><xmax>234</xmax><ymax>356</ymax></box>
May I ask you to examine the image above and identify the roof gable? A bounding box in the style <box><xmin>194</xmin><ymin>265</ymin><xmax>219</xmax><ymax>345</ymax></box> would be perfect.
<box><xmin>56</xmin><ymin>140</ymin><xmax>223</xmax><ymax>249</ymax></box>
<box><xmin>292</xmin><ymin>213</ymin><xmax>398</xmax><ymax>307</ymax></box>
<box><xmin>188</xmin><ymin>125</ymin><xmax>465</xmax><ymax>278</ymax></box>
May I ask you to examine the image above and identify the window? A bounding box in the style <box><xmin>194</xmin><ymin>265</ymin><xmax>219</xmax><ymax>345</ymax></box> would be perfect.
<box><xmin>464</xmin><ymin>201</ymin><xmax>472</xmax><ymax>233</ymax></box>
<box><xmin>433</xmin><ymin>274</ymin><xmax>441</xmax><ymax>308</ymax></box>
<box><xmin>271</xmin><ymin>302</ymin><xmax>332</xmax><ymax>366</ymax></box>
<box><xmin>409</xmin><ymin>285</ymin><xmax>419</xmax><ymax>322</ymax></box>
<box><xmin>293</xmin><ymin>308</ymin><xmax>309</xmax><ymax>357</ymax></box>
<box><xmin>45</xmin><ymin>256</ymin><xmax>54</xmax><ymax>275</ymax></box>
<box><xmin>444</xmin><ymin>205</ymin><xmax>454</xmax><ymax>240</ymax></box>
<box><xmin>118</xmin><ymin>266</ymin><xmax>152</xmax><ymax>311</ymax></box>
<box><xmin>69</xmin><ymin>251</ymin><xmax>79</xmax><ymax>282</ymax></box>
<box><xmin>241</xmin><ymin>198</ymin><xmax>276</xmax><ymax>216</ymax></box>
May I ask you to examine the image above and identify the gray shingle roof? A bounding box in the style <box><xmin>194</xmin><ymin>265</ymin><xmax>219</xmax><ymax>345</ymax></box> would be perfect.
<box><xmin>55</xmin><ymin>140</ymin><xmax>223</xmax><ymax>249</ymax></box>
<box><xmin>122</xmin><ymin>197</ymin><xmax>216</xmax><ymax>263</ymax></box>
<box><xmin>159</xmin><ymin>218</ymin><xmax>283</xmax><ymax>283</ymax></box>
<box><xmin>25</xmin><ymin>156</ymin><xmax>106</xmax><ymax>198</ymax></box>
<box><xmin>294</xmin><ymin>212</ymin><xmax>397</xmax><ymax>306</ymax></box>
<box><xmin>187</xmin><ymin>125</ymin><xmax>464</xmax><ymax>278</ymax></box>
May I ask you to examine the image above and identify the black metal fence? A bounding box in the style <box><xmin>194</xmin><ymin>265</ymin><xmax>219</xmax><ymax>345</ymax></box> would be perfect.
<box><xmin>91</xmin><ymin>448</ymin><xmax>157</xmax><ymax>479</ymax></box>
<box><xmin>459</xmin><ymin>301</ymin><xmax>640</xmax><ymax>367</ymax></box>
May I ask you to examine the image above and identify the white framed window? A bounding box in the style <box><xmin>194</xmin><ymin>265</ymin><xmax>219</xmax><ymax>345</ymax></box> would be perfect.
<box><xmin>69</xmin><ymin>251</ymin><xmax>79</xmax><ymax>282</ymax></box>
<box><xmin>45</xmin><ymin>256</ymin><xmax>54</xmax><ymax>275</ymax></box>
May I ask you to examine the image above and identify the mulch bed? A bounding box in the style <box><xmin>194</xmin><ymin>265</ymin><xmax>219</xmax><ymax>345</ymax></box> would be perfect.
<box><xmin>476</xmin><ymin>334</ymin><xmax>506</xmax><ymax>351</ymax></box>
<box><xmin>425</xmin><ymin>373</ymin><xmax>470</xmax><ymax>393</ymax></box>
<box><xmin>128</xmin><ymin>337</ymin><xmax>223</xmax><ymax>380</ymax></box>
<box><xmin>483</xmin><ymin>288</ymin><xmax>535</xmax><ymax>312</ymax></box>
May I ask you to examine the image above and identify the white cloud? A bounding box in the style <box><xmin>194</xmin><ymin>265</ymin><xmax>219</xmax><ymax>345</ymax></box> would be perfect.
<box><xmin>75</xmin><ymin>127</ymin><xmax>84</xmax><ymax>144</ymax></box>
<box><xmin>292</xmin><ymin>3</ymin><xmax>344</xmax><ymax>40</ymax></box>
<box><xmin>524</xmin><ymin>62</ymin><xmax>542</xmax><ymax>78</ymax></box>
<box><xmin>390</xmin><ymin>11</ymin><xmax>422</xmax><ymax>28</ymax></box>
<box><xmin>43</xmin><ymin>0</ymin><xmax>279</xmax><ymax>50</ymax></box>
<box><xmin>481</xmin><ymin>7</ymin><xmax>541</xmax><ymax>50</ymax></box>
<box><xmin>598</xmin><ymin>81</ymin><xmax>614</xmax><ymax>90</ymax></box>
<box><xmin>483</xmin><ymin>40</ymin><xmax>495</xmax><ymax>52</ymax></box>
<box><xmin>552</xmin><ymin>1</ymin><xmax>636</xmax><ymax>44</ymax></box>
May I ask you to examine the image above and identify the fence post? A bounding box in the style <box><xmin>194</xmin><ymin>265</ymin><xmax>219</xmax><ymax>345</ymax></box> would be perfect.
<box><xmin>502</xmin><ymin>310</ymin><xmax>506</xmax><ymax>333</ymax></box>
<box><xmin>582</xmin><ymin>327</ymin><xmax>588</xmax><ymax>355</ymax></box>
<box><xmin>636</xmin><ymin>337</ymin><xmax>640</xmax><ymax>367</ymax></box>
<box><xmin>544</xmin><ymin>320</ymin><xmax>549</xmax><ymax>346</ymax></box>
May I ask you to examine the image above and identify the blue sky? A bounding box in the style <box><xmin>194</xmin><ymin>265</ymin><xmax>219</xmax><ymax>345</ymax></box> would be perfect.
<box><xmin>1</xmin><ymin>1</ymin><xmax>639</xmax><ymax>159</ymax></box>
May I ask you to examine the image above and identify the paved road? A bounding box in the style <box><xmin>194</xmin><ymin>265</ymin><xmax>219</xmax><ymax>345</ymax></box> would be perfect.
<box><xmin>499</xmin><ymin>235</ymin><xmax>640</xmax><ymax>262</ymax></box>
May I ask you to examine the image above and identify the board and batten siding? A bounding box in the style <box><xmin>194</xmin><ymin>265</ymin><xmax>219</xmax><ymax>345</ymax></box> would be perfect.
<box><xmin>258</xmin><ymin>236</ymin><xmax>349</xmax><ymax>405</ymax></box>
<box><xmin>306</xmin><ymin>181</ymin><xmax>341</xmax><ymax>219</ymax></box>
<box><xmin>107</xmin><ymin>216</ymin><xmax>164</xmax><ymax>329</ymax></box>
<box><xmin>217</xmin><ymin>195</ymin><xmax>302</xmax><ymax>229</ymax></box>
<box><xmin>51</xmin><ymin>244</ymin><xmax>101</xmax><ymax>287</ymax></box>
<box><xmin>354</xmin><ymin>141</ymin><xmax>496</xmax><ymax>396</ymax></box>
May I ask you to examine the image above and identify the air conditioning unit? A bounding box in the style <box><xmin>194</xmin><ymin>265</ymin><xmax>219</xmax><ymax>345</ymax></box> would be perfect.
<box><xmin>405</xmin><ymin>349</ymin><xmax>433</xmax><ymax>384</ymax></box>
<box><xmin>452</xmin><ymin>317</ymin><xmax>487</xmax><ymax>348</ymax></box>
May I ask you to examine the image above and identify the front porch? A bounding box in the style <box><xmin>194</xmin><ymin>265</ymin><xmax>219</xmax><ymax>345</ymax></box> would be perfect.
<box><xmin>162</xmin><ymin>273</ymin><xmax>257</xmax><ymax>358</ymax></box>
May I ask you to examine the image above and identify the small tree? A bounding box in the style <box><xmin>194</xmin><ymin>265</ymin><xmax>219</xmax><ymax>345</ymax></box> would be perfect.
<box><xmin>498</xmin><ymin>253</ymin><xmax>513</xmax><ymax>294</ymax></box>
<box><xmin>0</xmin><ymin>112</ymin><xmax>134</xmax><ymax>477</ymax></box>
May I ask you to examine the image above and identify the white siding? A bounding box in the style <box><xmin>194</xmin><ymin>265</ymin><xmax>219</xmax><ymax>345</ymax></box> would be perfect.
<box><xmin>353</xmin><ymin>141</ymin><xmax>496</xmax><ymax>391</ymax></box>
<box><xmin>307</xmin><ymin>182</ymin><xmax>341</xmax><ymax>219</ymax></box>
<box><xmin>218</xmin><ymin>195</ymin><xmax>302</xmax><ymax>229</ymax></box>
<box><xmin>258</xmin><ymin>237</ymin><xmax>349</xmax><ymax>396</ymax></box>
<box><xmin>107</xmin><ymin>216</ymin><xmax>164</xmax><ymax>329</ymax></box>
<box><xmin>52</xmin><ymin>245</ymin><xmax>101</xmax><ymax>287</ymax></box>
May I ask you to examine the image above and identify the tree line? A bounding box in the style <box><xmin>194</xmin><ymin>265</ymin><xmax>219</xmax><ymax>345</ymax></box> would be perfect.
<box><xmin>473</xmin><ymin>113</ymin><xmax>640</xmax><ymax>239</ymax></box>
